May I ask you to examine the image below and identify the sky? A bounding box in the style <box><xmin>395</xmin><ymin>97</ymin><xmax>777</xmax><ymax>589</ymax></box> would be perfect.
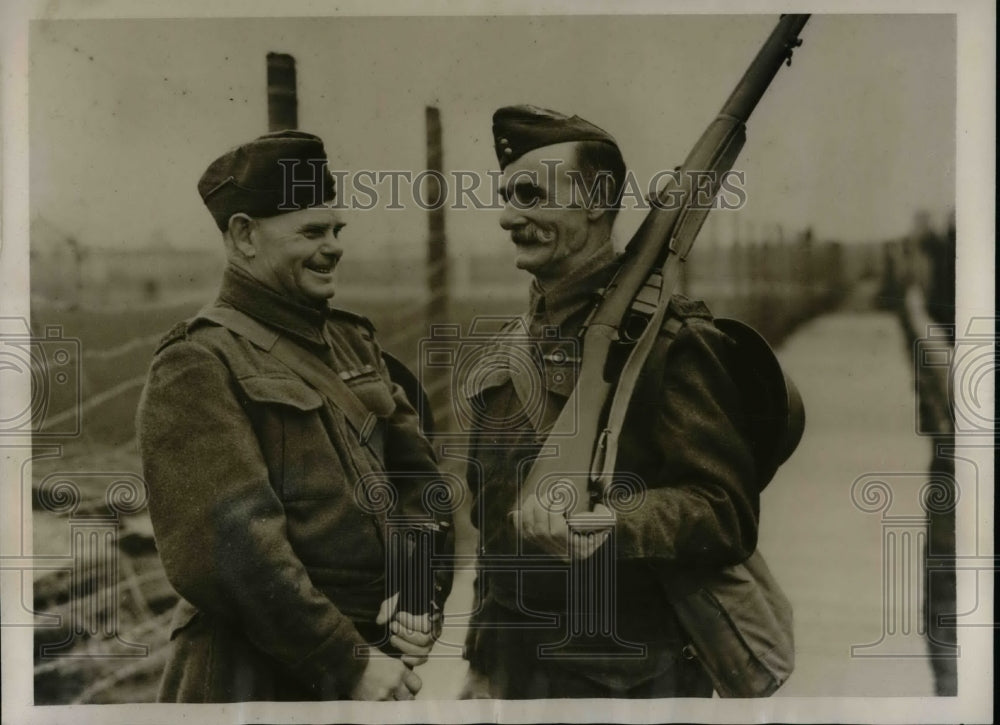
<box><xmin>29</xmin><ymin>13</ymin><xmax>956</xmax><ymax>258</ymax></box>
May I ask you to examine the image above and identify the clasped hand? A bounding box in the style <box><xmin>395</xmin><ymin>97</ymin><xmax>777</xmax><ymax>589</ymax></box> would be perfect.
<box><xmin>350</xmin><ymin>592</ymin><xmax>441</xmax><ymax>700</ymax></box>
<box><xmin>508</xmin><ymin>499</ymin><xmax>614</xmax><ymax>561</ymax></box>
<box><xmin>377</xmin><ymin>592</ymin><xmax>441</xmax><ymax>668</ymax></box>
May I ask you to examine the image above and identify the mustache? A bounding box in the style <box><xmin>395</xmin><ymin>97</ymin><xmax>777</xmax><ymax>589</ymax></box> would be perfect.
<box><xmin>510</xmin><ymin>224</ymin><xmax>556</xmax><ymax>245</ymax></box>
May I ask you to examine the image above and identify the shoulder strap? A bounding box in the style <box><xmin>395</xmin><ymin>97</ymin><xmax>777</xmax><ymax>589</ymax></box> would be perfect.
<box><xmin>381</xmin><ymin>350</ymin><xmax>435</xmax><ymax>438</ymax></box>
<box><xmin>196</xmin><ymin>305</ymin><xmax>381</xmax><ymax>454</ymax></box>
<box><xmin>591</xmin><ymin>300</ymin><xmax>689</xmax><ymax>489</ymax></box>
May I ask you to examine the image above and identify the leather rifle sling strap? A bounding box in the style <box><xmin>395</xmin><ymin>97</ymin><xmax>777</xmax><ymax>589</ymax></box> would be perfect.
<box><xmin>592</xmin><ymin>298</ymin><xmax>686</xmax><ymax>492</ymax></box>
<box><xmin>196</xmin><ymin>305</ymin><xmax>384</xmax><ymax>461</ymax></box>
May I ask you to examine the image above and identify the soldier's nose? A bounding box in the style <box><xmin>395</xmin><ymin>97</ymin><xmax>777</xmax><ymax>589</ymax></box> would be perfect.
<box><xmin>318</xmin><ymin>236</ymin><xmax>344</xmax><ymax>257</ymax></box>
<box><xmin>499</xmin><ymin>203</ymin><xmax>525</xmax><ymax>230</ymax></box>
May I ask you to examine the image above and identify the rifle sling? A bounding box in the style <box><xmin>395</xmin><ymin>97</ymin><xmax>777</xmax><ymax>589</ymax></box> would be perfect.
<box><xmin>196</xmin><ymin>304</ymin><xmax>385</xmax><ymax>463</ymax></box>
<box><xmin>591</xmin><ymin>260</ymin><xmax>684</xmax><ymax>491</ymax></box>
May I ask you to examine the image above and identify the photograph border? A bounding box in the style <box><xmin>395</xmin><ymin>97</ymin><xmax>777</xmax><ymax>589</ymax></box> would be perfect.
<box><xmin>1</xmin><ymin>0</ymin><xmax>993</xmax><ymax>723</ymax></box>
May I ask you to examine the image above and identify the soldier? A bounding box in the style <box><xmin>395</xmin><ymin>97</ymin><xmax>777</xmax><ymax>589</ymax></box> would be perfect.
<box><xmin>460</xmin><ymin>106</ymin><xmax>759</xmax><ymax>698</ymax></box>
<box><xmin>137</xmin><ymin>130</ymin><xmax>450</xmax><ymax>701</ymax></box>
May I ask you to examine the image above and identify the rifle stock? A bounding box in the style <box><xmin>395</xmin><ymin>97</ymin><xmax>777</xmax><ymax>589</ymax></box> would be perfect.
<box><xmin>397</xmin><ymin>520</ymin><xmax>449</xmax><ymax>616</ymax></box>
<box><xmin>518</xmin><ymin>14</ymin><xmax>810</xmax><ymax>517</ymax></box>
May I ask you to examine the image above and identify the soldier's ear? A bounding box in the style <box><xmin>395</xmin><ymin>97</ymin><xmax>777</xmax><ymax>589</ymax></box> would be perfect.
<box><xmin>585</xmin><ymin>175</ymin><xmax>613</xmax><ymax>222</ymax></box>
<box><xmin>586</xmin><ymin>205</ymin><xmax>608</xmax><ymax>222</ymax></box>
<box><xmin>228</xmin><ymin>213</ymin><xmax>257</xmax><ymax>259</ymax></box>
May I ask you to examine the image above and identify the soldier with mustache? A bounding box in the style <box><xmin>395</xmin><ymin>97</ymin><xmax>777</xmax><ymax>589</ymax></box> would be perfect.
<box><xmin>459</xmin><ymin>106</ymin><xmax>759</xmax><ymax>698</ymax></box>
<box><xmin>137</xmin><ymin>130</ymin><xmax>451</xmax><ymax>702</ymax></box>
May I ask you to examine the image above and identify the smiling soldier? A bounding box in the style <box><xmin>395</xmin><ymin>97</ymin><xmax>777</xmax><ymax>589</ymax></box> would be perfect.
<box><xmin>137</xmin><ymin>130</ymin><xmax>450</xmax><ymax>702</ymax></box>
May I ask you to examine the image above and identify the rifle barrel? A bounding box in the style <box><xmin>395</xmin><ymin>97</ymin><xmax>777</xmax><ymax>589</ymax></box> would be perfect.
<box><xmin>721</xmin><ymin>15</ymin><xmax>810</xmax><ymax>123</ymax></box>
<box><xmin>517</xmin><ymin>14</ymin><xmax>811</xmax><ymax>516</ymax></box>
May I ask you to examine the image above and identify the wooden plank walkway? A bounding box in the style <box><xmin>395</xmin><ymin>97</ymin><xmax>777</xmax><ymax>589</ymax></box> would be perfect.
<box><xmin>760</xmin><ymin>311</ymin><xmax>936</xmax><ymax>696</ymax></box>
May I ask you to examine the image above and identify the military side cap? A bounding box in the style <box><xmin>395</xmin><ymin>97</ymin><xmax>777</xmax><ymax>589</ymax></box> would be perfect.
<box><xmin>198</xmin><ymin>130</ymin><xmax>336</xmax><ymax>231</ymax></box>
<box><xmin>492</xmin><ymin>105</ymin><xmax>618</xmax><ymax>169</ymax></box>
<box><xmin>713</xmin><ymin>318</ymin><xmax>805</xmax><ymax>490</ymax></box>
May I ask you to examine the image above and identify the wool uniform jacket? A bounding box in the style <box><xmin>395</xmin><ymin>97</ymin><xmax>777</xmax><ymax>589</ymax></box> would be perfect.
<box><xmin>137</xmin><ymin>265</ymin><xmax>451</xmax><ymax>701</ymax></box>
<box><xmin>463</xmin><ymin>254</ymin><xmax>758</xmax><ymax>693</ymax></box>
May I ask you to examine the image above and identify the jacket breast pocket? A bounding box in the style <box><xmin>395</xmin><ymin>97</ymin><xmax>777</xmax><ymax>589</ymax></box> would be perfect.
<box><xmin>341</xmin><ymin>368</ymin><xmax>396</xmax><ymax>418</ymax></box>
<box><xmin>238</xmin><ymin>375</ymin><xmax>364</xmax><ymax>502</ymax></box>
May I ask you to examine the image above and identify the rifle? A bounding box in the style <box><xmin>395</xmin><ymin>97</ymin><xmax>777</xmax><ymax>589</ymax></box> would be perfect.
<box><xmin>519</xmin><ymin>14</ymin><xmax>810</xmax><ymax>518</ymax></box>
<box><xmin>385</xmin><ymin>518</ymin><xmax>449</xmax><ymax>666</ymax></box>
<box><xmin>395</xmin><ymin>520</ymin><xmax>449</xmax><ymax>617</ymax></box>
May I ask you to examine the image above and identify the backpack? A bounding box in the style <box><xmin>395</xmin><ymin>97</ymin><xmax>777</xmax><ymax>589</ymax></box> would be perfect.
<box><xmin>649</xmin><ymin>313</ymin><xmax>804</xmax><ymax>697</ymax></box>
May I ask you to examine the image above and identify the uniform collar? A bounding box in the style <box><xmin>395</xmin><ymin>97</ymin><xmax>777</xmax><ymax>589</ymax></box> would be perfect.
<box><xmin>216</xmin><ymin>264</ymin><xmax>330</xmax><ymax>348</ymax></box>
<box><xmin>527</xmin><ymin>244</ymin><xmax>619</xmax><ymax>335</ymax></box>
